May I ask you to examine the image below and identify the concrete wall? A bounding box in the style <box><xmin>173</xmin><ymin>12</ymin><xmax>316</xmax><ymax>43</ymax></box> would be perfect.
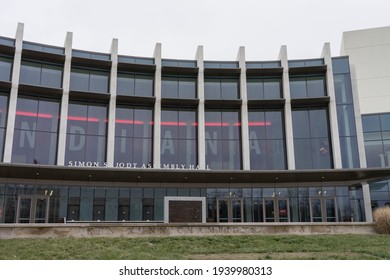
<box><xmin>341</xmin><ymin>26</ymin><xmax>390</xmax><ymax>115</ymax></box>
<box><xmin>0</xmin><ymin>223</ymin><xmax>376</xmax><ymax>239</ymax></box>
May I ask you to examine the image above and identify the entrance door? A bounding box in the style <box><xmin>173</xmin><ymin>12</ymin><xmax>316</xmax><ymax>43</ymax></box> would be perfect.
<box><xmin>217</xmin><ymin>198</ymin><xmax>243</xmax><ymax>223</ymax></box>
<box><xmin>16</xmin><ymin>195</ymin><xmax>49</xmax><ymax>223</ymax></box>
<box><xmin>263</xmin><ymin>198</ymin><xmax>290</xmax><ymax>222</ymax></box>
<box><xmin>310</xmin><ymin>197</ymin><xmax>338</xmax><ymax>222</ymax></box>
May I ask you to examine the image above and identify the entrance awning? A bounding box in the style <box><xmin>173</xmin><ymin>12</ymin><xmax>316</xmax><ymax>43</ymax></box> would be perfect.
<box><xmin>1</xmin><ymin>163</ymin><xmax>390</xmax><ymax>184</ymax></box>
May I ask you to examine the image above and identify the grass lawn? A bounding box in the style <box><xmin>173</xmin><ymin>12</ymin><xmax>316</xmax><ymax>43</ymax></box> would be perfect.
<box><xmin>0</xmin><ymin>234</ymin><xmax>389</xmax><ymax>260</ymax></box>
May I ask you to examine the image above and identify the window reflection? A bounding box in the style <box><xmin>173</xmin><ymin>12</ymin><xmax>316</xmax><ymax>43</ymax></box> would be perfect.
<box><xmin>114</xmin><ymin>106</ymin><xmax>153</xmax><ymax>166</ymax></box>
<box><xmin>205</xmin><ymin>78</ymin><xmax>239</xmax><ymax>100</ymax></box>
<box><xmin>248</xmin><ymin>110</ymin><xmax>286</xmax><ymax>170</ymax></box>
<box><xmin>70</xmin><ymin>67</ymin><xmax>109</xmax><ymax>93</ymax></box>
<box><xmin>205</xmin><ymin>110</ymin><xmax>241</xmax><ymax>170</ymax></box>
<box><xmin>160</xmin><ymin>108</ymin><xmax>197</xmax><ymax>166</ymax></box>
<box><xmin>292</xmin><ymin>107</ymin><xmax>333</xmax><ymax>169</ymax></box>
<box><xmin>65</xmin><ymin>102</ymin><xmax>107</xmax><ymax>165</ymax></box>
<box><xmin>12</xmin><ymin>96</ymin><xmax>59</xmax><ymax>164</ymax></box>
<box><xmin>20</xmin><ymin>60</ymin><xmax>63</xmax><ymax>88</ymax></box>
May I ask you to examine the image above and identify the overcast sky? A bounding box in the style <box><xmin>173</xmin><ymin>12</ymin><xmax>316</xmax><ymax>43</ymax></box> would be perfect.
<box><xmin>1</xmin><ymin>0</ymin><xmax>390</xmax><ymax>60</ymax></box>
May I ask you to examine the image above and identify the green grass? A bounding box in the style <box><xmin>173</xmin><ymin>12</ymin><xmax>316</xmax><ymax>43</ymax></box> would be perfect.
<box><xmin>0</xmin><ymin>234</ymin><xmax>389</xmax><ymax>260</ymax></box>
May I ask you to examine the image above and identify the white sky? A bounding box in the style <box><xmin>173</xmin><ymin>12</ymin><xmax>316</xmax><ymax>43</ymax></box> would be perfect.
<box><xmin>1</xmin><ymin>0</ymin><xmax>390</xmax><ymax>61</ymax></box>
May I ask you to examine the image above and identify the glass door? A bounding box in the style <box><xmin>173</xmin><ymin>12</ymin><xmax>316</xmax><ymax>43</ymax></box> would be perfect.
<box><xmin>310</xmin><ymin>197</ymin><xmax>338</xmax><ymax>222</ymax></box>
<box><xmin>16</xmin><ymin>195</ymin><xmax>49</xmax><ymax>223</ymax></box>
<box><xmin>263</xmin><ymin>198</ymin><xmax>290</xmax><ymax>222</ymax></box>
<box><xmin>217</xmin><ymin>198</ymin><xmax>243</xmax><ymax>223</ymax></box>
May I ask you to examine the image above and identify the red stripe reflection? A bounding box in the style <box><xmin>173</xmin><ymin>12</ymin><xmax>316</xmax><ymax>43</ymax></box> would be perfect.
<box><xmin>16</xmin><ymin>111</ymin><xmax>271</xmax><ymax>127</ymax></box>
<box><xmin>16</xmin><ymin>111</ymin><xmax>53</xmax><ymax>119</ymax></box>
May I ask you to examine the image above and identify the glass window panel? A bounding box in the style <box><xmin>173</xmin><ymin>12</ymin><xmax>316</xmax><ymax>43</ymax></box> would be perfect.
<box><xmin>292</xmin><ymin>110</ymin><xmax>310</xmax><ymax>138</ymax></box>
<box><xmin>41</xmin><ymin>64</ymin><xmax>63</xmax><ymax>88</ymax></box>
<box><xmin>133</xmin><ymin>138</ymin><xmax>152</xmax><ymax>165</ymax></box>
<box><xmin>250</xmin><ymin>139</ymin><xmax>267</xmax><ymax>170</ymax></box>
<box><xmin>134</xmin><ymin>108</ymin><xmax>153</xmax><ymax>137</ymax></box>
<box><xmin>337</xmin><ymin>105</ymin><xmax>357</xmax><ymax>137</ymax></box>
<box><xmin>33</xmin><ymin>131</ymin><xmax>57</xmax><ymax>165</ymax></box>
<box><xmin>248</xmin><ymin>111</ymin><xmax>266</xmax><ymax>139</ymax></box>
<box><xmin>20</xmin><ymin>61</ymin><xmax>41</xmax><ymax>85</ymax></box>
<box><xmin>135</xmin><ymin>75</ymin><xmax>153</xmax><ymax>97</ymax></box>
<box><xmin>222</xmin><ymin>140</ymin><xmax>241</xmax><ymax>170</ymax></box>
<box><xmin>89</xmin><ymin>71</ymin><xmax>109</xmax><ymax>93</ymax></box>
<box><xmin>380</xmin><ymin>114</ymin><xmax>390</xmax><ymax>131</ymax></box>
<box><xmin>162</xmin><ymin>77</ymin><xmax>178</xmax><ymax>98</ymax></box>
<box><xmin>204</xmin><ymin>79</ymin><xmax>220</xmax><ymax>99</ymax></box>
<box><xmin>267</xmin><ymin>139</ymin><xmax>286</xmax><ymax>170</ymax></box>
<box><xmin>179</xmin><ymin>77</ymin><xmax>196</xmax><ymax>99</ymax></box>
<box><xmin>247</xmin><ymin>79</ymin><xmax>263</xmax><ymax>100</ymax></box>
<box><xmin>67</xmin><ymin>103</ymin><xmax>88</xmax><ymax>133</ymax></box>
<box><xmin>36</xmin><ymin>99</ymin><xmax>60</xmax><ymax>132</ymax></box>
<box><xmin>85</xmin><ymin>135</ymin><xmax>106</xmax><ymax>165</ymax></box>
<box><xmin>221</xmin><ymin>79</ymin><xmax>239</xmax><ymax>99</ymax></box>
<box><xmin>205</xmin><ymin>111</ymin><xmax>222</xmax><ymax>138</ymax></box>
<box><xmin>65</xmin><ymin>132</ymin><xmax>86</xmax><ymax>163</ymax></box>
<box><xmin>266</xmin><ymin>111</ymin><xmax>283</xmax><ymax>139</ymax></box>
<box><xmin>0</xmin><ymin>95</ymin><xmax>8</xmax><ymax>128</ymax></box>
<box><xmin>364</xmin><ymin>140</ymin><xmax>384</xmax><ymax>167</ymax></box>
<box><xmin>0</xmin><ymin>57</ymin><xmax>12</xmax><ymax>81</ymax></box>
<box><xmin>264</xmin><ymin>78</ymin><xmax>282</xmax><ymax>99</ymax></box>
<box><xmin>115</xmin><ymin>107</ymin><xmax>134</xmax><ymax>138</ymax></box>
<box><xmin>222</xmin><ymin>111</ymin><xmax>240</xmax><ymax>140</ymax></box>
<box><xmin>177</xmin><ymin>139</ymin><xmax>197</xmax><ymax>166</ymax></box>
<box><xmin>86</xmin><ymin>105</ymin><xmax>107</xmax><ymax>136</ymax></box>
<box><xmin>307</xmin><ymin>76</ymin><xmax>326</xmax><ymax>97</ymax></box>
<box><xmin>340</xmin><ymin>136</ymin><xmax>360</xmax><ymax>168</ymax></box>
<box><xmin>294</xmin><ymin>138</ymin><xmax>312</xmax><ymax>169</ymax></box>
<box><xmin>12</xmin><ymin>129</ymin><xmax>35</xmax><ymax>163</ymax></box>
<box><xmin>15</xmin><ymin>98</ymin><xmax>38</xmax><ymax>129</ymax></box>
<box><xmin>70</xmin><ymin>69</ymin><xmax>89</xmax><ymax>92</ymax></box>
<box><xmin>332</xmin><ymin>58</ymin><xmax>350</xmax><ymax>74</ymax></box>
<box><xmin>362</xmin><ymin>115</ymin><xmax>380</xmax><ymax>132</ymax></box>
<box><xmin>0</xmin><ymin>128</ymin><xmax>5</xmax><ymax>160</ymax></box>
<box><xmin>334</xmin><ymin>74</ymin><xmax>353</xmax><ymax>104</ymax></box>
<box><xmin>114</xmin><ymin>136</ymin><xmax>133</xmax><ymax>165</ymax></box>
<box><xmin>178</xmin><ymin>110</ymin><xmax>196</xmax><ymax>139</ymax></box>
<box><xmin>117</xmin><ymin>74</ymin><xmax>134</xmax><ymax>96</ymax></box>
<box><xmin>382</xmin><ymin>140</ymin><xmax>390</xmax><ymax>167</ymax></box>
<box><xmin>290</xmin><ymin>78</ymin><xmax>306</xmax><ymax>98</ymax></box>
<box><xmin>206</xmin><ymin>139</ymin><xmax>222</xmax><ymax>170</ymax></box>
<box><xmin>370</xmin><ymin>181</ymin><xmax>390</xmax><ymax>192</ymax></box>
<box><xmin>309</xmin><ymin>109</ymin><xmax>329</xmax><ymax>138</ymax></box>
<box><xmin>161</xmin><ymin>137</ymin><xmax>178</xmax><ymax>165</ymax></box>
<box><xmin>364</xmin><ymin>132</ymin><xmax>382</xmax><ymax>141</ymax></box>
<box><xmin>161</xmin><ymin>110</ymin><xmax>178</xmax><ymax>139</ymax></box>
<box><xmin>311</xmin><ymin>138</ymin><xmax>332</xmax><ymax>169</ymax></box>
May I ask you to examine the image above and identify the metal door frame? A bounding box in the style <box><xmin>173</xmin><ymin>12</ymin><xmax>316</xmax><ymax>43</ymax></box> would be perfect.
<box><xmin>216</xmin><ymin>197</ymin><xmax>244</xmax><ymax>223</ymax></box>
<box><xmin>309</xmin><ymin>196</ymin><xmax>338</xmax><ymax>222</ymax></box>
<box><xmin>16</xmin><ymin>195</ymin><xmax>50</xmax><ymax>223</ymax></box>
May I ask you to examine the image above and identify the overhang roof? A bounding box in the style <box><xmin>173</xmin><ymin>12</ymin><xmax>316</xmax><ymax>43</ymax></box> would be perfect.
<box><xmin>1</xmin><ymin>163</ymin><xmax>390</xmax><ymax>185</ymax></box>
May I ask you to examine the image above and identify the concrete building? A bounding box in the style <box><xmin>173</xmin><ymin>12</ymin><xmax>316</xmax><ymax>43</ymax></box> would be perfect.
<box><xmin>342</xmin><ymin>26</ymin><xmax>390</xmax><ymax>209</ymax></box>
<box><xmin>0</xmin><ymin>23</ymin><xmax>389</xmax><ymax>225</ymax></box>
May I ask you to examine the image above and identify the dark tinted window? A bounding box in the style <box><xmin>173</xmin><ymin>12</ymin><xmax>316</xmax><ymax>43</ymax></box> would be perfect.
<box><xmin>70</xmin><ymin>68</ymin><xmax>109</xmax><ymax>93</ymax></box>
<box><xmin>0</xmin><ymin>56</ymin><xmax>13</xmax><ymax>82</ymax></box>
<box><xmin>12</xmin><ymin>96</ymin><xmax>59</xmax><ymax>165</ymax></box>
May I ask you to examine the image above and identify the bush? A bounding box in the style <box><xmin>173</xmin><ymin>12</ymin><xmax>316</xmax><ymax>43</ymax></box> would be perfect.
<box><xmin>373</xmin><ymin>207</ymin><xmax>390</xmax><ymax>234</ymax></box>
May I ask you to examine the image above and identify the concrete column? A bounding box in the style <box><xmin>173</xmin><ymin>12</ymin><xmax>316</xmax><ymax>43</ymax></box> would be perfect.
<box><xmin>196</xmin><ymin>46</ymin><xmax>206</xmax><ymax>169</ymax></box>
<box><xmin>361</xmin><ymin>181</ymin><xmax>373</xmax><ymax>222</ymax></box>
<box><xmin>237</xmin><ymin>46</ymin><xmax>250</xmax><ymax>170</ymax></box>
<box><xmin>105</xmin><ymin>38</ymin><xmax>118</xmax><ymax>167</ymax></box>
<box><xmin>56</xmin><ymin>32</ymin><xmax>73</xmax><ymax>166</ymax></box>
<box><xmin>321</xmin><ymin>43</ymin><xmax>342</xmax><ymax>169</ymax></box>
<box><xmin>278</xmin><ymin>46</ymin><xmax>295</xmax><ymax>170</ymax></box>
<box><xmin>3</xmin><ymin>23</ymin><xmax>24</xmax><ymax>162</ymax></box>
<box><xmin>153</xmin><ymin>43</ymin><xmax>162</xmax><ymax>167</ymax></box>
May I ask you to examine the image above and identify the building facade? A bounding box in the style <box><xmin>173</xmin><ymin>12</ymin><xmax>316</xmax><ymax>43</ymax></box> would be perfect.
<box><xmin>0</xmin><ymin>23</ymin><xmax>389</xmax><ymax>224</ymax></box>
